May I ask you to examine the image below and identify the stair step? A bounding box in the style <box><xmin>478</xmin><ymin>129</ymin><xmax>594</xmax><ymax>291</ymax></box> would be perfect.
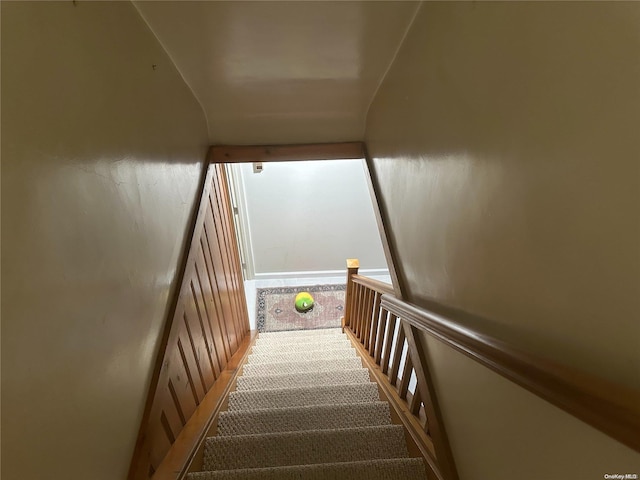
<box><xmin>227</xmin><ymin>383</ymin><xmax>381</xmax><ymax>411</ymax></box>
<box><xmin>217</xmin><ymin>402</ymin><xmax>391</xmax><ymax>436</ymax></box>
<box><xmin>235</xmin><ymin>369</ymin><xmax>371</xmax><ymax>391</ymax></box>
<box><xmin>241</xmin><ymin>358</ymin><xmax>362</xmax><ymax>377</ymax></box>
<box><xmin>202</xmin><ymin>425</ymin><xmax>408</xmax><ymax>471</ymax></box>
<box><xmin>254</xmin><ymin>333</ymin><xmax>348</xmax><ymax>346</ymax></box>
<box><xmin>188</xmin><ymin>458</ymin><xmax>427</xmax><ymax>480</ymax></box>
<box><xmin>257</xmin><ymin>328</ymin><xmax>342</xmax><ymax>338</ymax></box>
<box><xmin>247</xmin><ymin>348</ymin><xmax>356</xmax><ymax>365</ymax></box>
<box><xmin>251</xmin><ymin>339</ymin><xmax>352</xmax><ymax>354</ymax></box>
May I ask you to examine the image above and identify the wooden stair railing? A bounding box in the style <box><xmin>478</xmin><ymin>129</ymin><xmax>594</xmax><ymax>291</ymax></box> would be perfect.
<box><xmin>344</xmin><ymin>259</ymin><xmax>457</xmax><ymax>480</ymax></box>
<box><xmin>344</xmin><ymin>260</ymin><xmax>640</xmax><ymax>479</ymax></box>
<box><xmin>128</xmin><ymin>160</ymin><xmax>252</xmax><ymax>480</ymax></box>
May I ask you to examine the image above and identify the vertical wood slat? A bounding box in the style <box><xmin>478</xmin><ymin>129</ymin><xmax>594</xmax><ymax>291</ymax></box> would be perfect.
<box><xmin>369</xmin><ymin>291</ymin><xmax>382</xmax><ymax>356</ymax></box>
<box><xmin>129</xmin><ymin>162</ymin><xmax>250</xmax><ymax>480</ymax></box>
<box><xmin>389</xmin><ymin>325</ymin><xmax>406</xmax><ymax>386</ymax></box>
<box><xmin>374</xmin><ymin>307</ymin><xmax>388</xmax><ymax>364</ymax></box>
<box><xmin>354</xmin><ymin>284</ymin><xmax>363</xmax><ymax>339</ymax></box>
<box><xmin>398</xmin><ymin>354</ymin><xmax>413</xmax><ymax>400</ymax></box>
<box><xmin>359</xmin><ymin>285</ymin><xmax>367</xmax><ymax>341</ymax></box>
<box><xmin>410</xmin><ymin>388</ymin><xmax>423</xmax><ymax>415</ymax></box>
<box><xmin>362</xmin><ymin>288</ymin><xmax>372</xmax><ymax>349</ymax></box>
<box><xmin>381</xmin><ymin>314</ymin><xmax>397</xmax><ymax>375</ymax></box>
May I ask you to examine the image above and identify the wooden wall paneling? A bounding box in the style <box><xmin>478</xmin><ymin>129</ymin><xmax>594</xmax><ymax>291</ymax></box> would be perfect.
<box><xmin>197</xmin><ymin>234</ymin><xmax>232</xmax><ymax>365</ymax></box>
<box><xmin>188</xmin><ymin>279</ymin><xmax>220</xmax><ymax>382</ymax></box>
<box><xmin>200</xmin><ymin>210</ymin><xmax>234</xmax><ymax>359</ymax></box>
<box><xmin>130</xmin><ymin>160</ymin><xmax>252</xmax><ymax>480</ymax></box>
<box><xmin>174</xmin><ymin>322</ymin><xmax>206</xmax><ymax>405</ymax></box>
<box><xmin>182</xmin><ymin>306</ymin><xmax>215</xmax><ymax>393</ymax></box>
<box><xmin>203</xmin><ymin>201</ymin><xmax>238</xmax><ymax>354</ymax></box>
<box><xmin>192</xmin><ymin>249</ymin><xmax>226</xmax><ymax>374</ymax></box>
<box><xmin>217</xmin><ymin>164</ymin><xmax>250</xmax><ymax>335</ymax></box>
<box><xmin>212</xmin><ymin>166</ymin><xmax>247</xmax><ymax>340</ymax></box>
<box><xmin>148</xmin><ymin>413</ymin><xmax>173</xmax><ymax>470</ymax></box>
<box><xmin>207</xmin><ymin>177</ymin><xmax>240</xmax><ymax>351</ymax></box>
<box><xmin>165</xmin><ymin>341</ymin><xmax>198</xmax><ymax>424</ymax></box>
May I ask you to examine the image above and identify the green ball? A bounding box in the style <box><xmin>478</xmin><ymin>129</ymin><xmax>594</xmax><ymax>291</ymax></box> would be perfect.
<box><xmin>295</xmin><ymin>292</ymin><xmax>314</xmax><ymax>312</ymax></box>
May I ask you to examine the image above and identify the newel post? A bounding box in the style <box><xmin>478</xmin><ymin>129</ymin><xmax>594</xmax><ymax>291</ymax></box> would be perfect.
<box><xmin>343</xmin><ymin>259</ymin><xmax>359</xmax><ymax>332</ymax></box>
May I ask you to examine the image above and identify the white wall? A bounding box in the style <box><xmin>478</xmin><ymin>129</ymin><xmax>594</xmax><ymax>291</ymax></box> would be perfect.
<box><xmin>233</xmin><ymin>159</ymin><xmax>388</xmax><ymax>279</ymax></box>
<box><xmin>365</xmin><ymin>2</ymin><xmax>640</xmax><ymax>478</ymax></box>
<box><xmin>2</xmin><ymin>2</ymin><xmax>208</xmax><ymax>479</ymax></box>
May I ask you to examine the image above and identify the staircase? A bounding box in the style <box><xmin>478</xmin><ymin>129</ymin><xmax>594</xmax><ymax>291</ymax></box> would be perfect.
<box><xmin>188</xmin><ymin>328</ymin><xmax>428</xmax><ymax>480</ymax></box>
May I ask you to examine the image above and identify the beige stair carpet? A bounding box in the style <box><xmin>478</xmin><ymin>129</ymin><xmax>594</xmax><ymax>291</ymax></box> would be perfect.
<box><xmin>226</xmin><ymin>383</ymin><xmax>381</xmax><ymax>411</ymax></box>
<box><xmin>189</xmin><ymin>328</ymin><xmax>427</xmax><ymax>480</ymax></box>
<box><xmin>189</xmin><ymin>458</ymin><xmax>428</xmax><ymax>480</ymax></box>
<box><xmin>241</xmin><ymin>357</ymin><xmax>363</xmax><ymax>377</ymax></box>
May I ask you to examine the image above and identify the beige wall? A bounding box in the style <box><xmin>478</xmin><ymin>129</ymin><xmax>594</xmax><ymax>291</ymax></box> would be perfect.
<box><xmin>1</xmin><ymin>2</ymin><xmax>208</xmax><ymax>479</ymax></box>
<box><xmin>365</xmin><ymin>2</ymin><xmax>640</xmax><ymax>479</ymax></box>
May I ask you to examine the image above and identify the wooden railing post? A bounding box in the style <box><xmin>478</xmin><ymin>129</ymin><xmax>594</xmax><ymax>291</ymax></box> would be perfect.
<box><xmin>343</xmin><ymin>259</ymin><xmax>359</xmax><ymax>331</ymax></box>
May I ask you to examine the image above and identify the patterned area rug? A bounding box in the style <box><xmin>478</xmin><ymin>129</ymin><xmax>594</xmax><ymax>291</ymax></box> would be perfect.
<box><xmin>257</xmin><ymin>284</ymin><xmax>346</xmax><ymax>332</ymax></box>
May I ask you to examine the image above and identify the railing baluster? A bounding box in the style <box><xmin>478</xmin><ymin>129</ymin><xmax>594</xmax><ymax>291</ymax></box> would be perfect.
<box><xmin>381</xmin><ymin>314</ymin><xmax>397</xmax><ymax>375</ymax></box>
<box><xmin>363</xmin><ymin>287</ymin><xmax>374</xmax><ymax>350</ymax></box>
<box><xmin>356</xmin><ymin>285</ymin><xmax>362</xmax><ymax>340</ymax></box>
<box><xmin>369</xmin><ymin>292</ymin><xmax>382</xmax><ymax>356</ymax></box>
<box><xmin>410</xmin><ymin>385</ymin><xmax>422</xmax><ymax>415</ymax></box>
<box><xmin>398</xmin><ymin>353</ymin><xmax>413</xmax><ymax>399</ymax></box>
<box><xmin>374</xmin><ymin>307</ymin><xmax>388</xmax><ymax>364</ymax></box>
<box><xmin>389</xmin><ymin>323</ymin><xmax>406</xmax><ymax>386</ymax></box>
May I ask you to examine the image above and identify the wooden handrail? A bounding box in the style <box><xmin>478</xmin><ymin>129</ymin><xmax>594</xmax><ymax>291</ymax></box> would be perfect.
<box><xmin>381</xmin><ymin>294</ymin><xmax>640</xmax><ymax>453</ymax></box>
<box><xmin>351</xmin><ymin>274</ymin><xmax>395</xmax><ymax>295</ymax></box>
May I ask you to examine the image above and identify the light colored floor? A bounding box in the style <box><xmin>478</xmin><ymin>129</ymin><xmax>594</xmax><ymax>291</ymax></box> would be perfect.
<box><xmin>244</xmin><ymin>274</ymin><xmax>392</xmax><ymax>330</ymax></box>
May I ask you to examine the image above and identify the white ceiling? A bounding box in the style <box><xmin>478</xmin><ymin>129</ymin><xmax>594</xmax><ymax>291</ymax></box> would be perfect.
<box><xmin>134</xmin><ymin>1</ymin><xmax>419</xmax><ymax>145</ymax></box>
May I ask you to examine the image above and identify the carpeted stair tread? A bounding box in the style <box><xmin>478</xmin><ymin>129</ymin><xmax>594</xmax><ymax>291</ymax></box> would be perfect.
<box><xmin>257</xmin><ymin>328</ymin><xmax>342</xmax><ymax>338</ymax></box>
<box><xmin>202</xmin><ymin>425</ymin><xmax>408</xmax><ymax>471</ymax></box>
<box><xmin>247</xmin><ymin>348</ymin><xmax>356</xmax><ymax>365</ymax></box>
<box><xmin>235</xmin><ymin>369</ymin><xmax>371</xmax><ymax>391</ymax></box>
<box><xmin>241</xmin><ymin>358</ymin><xmax>362</xmax><ymax>377</ymax></box>
<box><xmin>188</xmin><ymin>458</ymin><xmax>428</xmax><ymax>480</ymax></box>
<box><xmin>254</xmin><ymin>332</ymin><xmax>350</xmax><ymax>345</ymax></box>
<box><xmin>227</xmin><ymin>383</ymin><xmax>381</xmax><ymax>411</ymax></box>
<box><xmin>251</xmin><ymin>339</ymin><xmax>352</xmax><ymax>354</ymax></box>
<box><xmin>217</xmin><ymin>402</ymin><xmax>391</xmax><ymax>435</ymax></box>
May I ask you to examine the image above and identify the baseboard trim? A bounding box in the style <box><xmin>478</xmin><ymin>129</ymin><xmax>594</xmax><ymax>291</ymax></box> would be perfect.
<box><xmin>254</xmin><ymin>268</ymin><xmax>390</xmax><ymax>280</ymax></box>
